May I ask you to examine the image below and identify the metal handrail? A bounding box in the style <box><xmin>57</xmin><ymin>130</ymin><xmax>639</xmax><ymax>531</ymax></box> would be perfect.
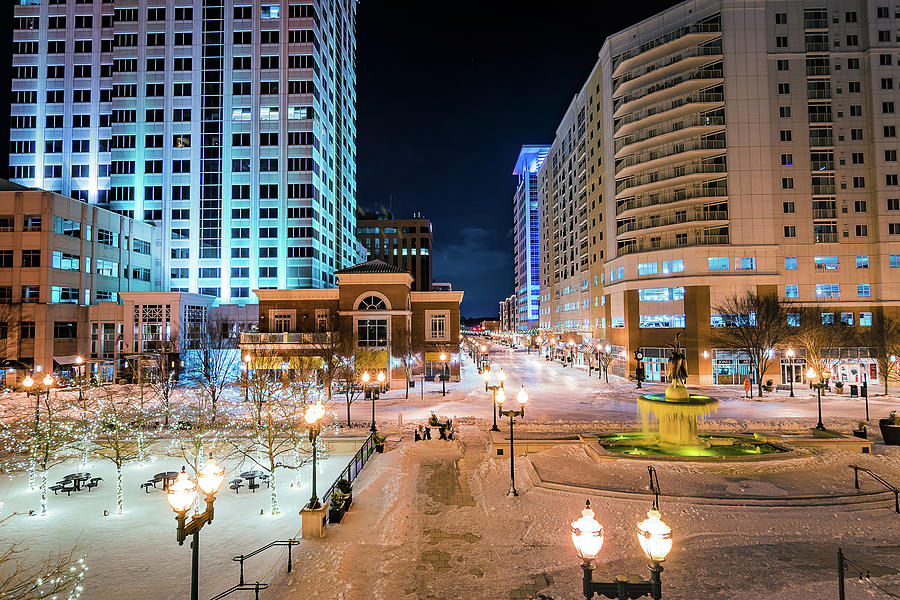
<box><xmin>322</xmin><ymin>432</ymin><xmax>376</xmax><ymax>515</ymax></box>
<box><xmin>209</xmin><ymin>582</ymin><xmax>268</xmax><ymax>600</ymax></box>
<box><xmin>209</xmin><ymin>539</ymin><xmax>300</xmax><ymax>600</ymax></box>
<box><xmin>849</xmin><ymin>464</ymin><xmax>899</xmax><ymax>513</ymax></box>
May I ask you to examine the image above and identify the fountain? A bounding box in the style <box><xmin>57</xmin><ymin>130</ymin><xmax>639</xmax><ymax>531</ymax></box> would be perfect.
<box><xmin>598</xmin><ymin>333</ymin><xmax>786</xmax><ymax>459</ymax></box>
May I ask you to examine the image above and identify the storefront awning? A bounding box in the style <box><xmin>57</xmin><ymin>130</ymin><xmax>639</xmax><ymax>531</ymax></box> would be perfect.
<box><xmin>249</xmin><ymin>355</ymin><xmax>325</xmax><ymax>370</ymax></box>
<box><xmin>424</xmin><ymin>351</ymin><xmax>452</xmax><ymax>362</ymax></box>
<box><xmin>53</xmin><ymin>355</ymin><xmax>83</xmax><ymax>366</ymax></box>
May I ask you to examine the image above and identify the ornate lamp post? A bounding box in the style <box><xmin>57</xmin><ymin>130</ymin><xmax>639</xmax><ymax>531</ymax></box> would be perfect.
<box><xmin>479</xmin><ymin>344</ymin><xmax>488</xmax><ymax>371</ymax></box>
<box><xmin>439</xmin><ymin>352</ymin><xmax>449</xmax><ymax>397</ymax></box>
<box><xmin>785</xmin><ymin>349</ymin><xmax>795</xmax><ymax>397</ymax></box>
<box><xmin>496</xmin><ymin>386</ymin><xmax>527</xmax><ymax>496</ymax></box>
<box><xmin>304</xmin><ymin>400</ymin><xmax>326</xmax><ymax>509</ymax></box>
<box><xmin>807</xmin><ymin>367</ymin><xmax>827</xmax><ymax>430</ymax></box>
<box><xmin>361</xmin><ymin>370</ymin><xmax>385</xmax><ymax>432</ymax></box>
<box><xmin>166</xmin><ymin>458</ymin><xmax>226</xmax><ymax>600</ymax></box>
<box><xmin>23</xmin><ymin>373</ymin><xmax>54</xmax><ymax>490</ymax></box>
<box><xmin>240</xmin><ymin>353</ymin><xmax>251</xmax><ymax>402</ymax></box>
<box><xmin>571</xmin><ymin>498</ymin><xmax>672</xmax><ymax>599</ymax></box>
<box><xmin>567</xmin><ymin>340</ymin><xmax>576</xmax><ymax>367</ymax></box>
<box><xmin>483</xmin><ymin>366</ymin><xmax>504</xmax><ymax>432</ymax></box>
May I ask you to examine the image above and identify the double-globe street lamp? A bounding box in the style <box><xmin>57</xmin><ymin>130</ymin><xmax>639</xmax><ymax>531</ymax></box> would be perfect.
<box><xmin>785</xmin><ymin>349</ymin><xmax>796</xmax><ymax>397</ymax></box>
<box><xmin>806</xmin><ymin>366</ymin><xmax>832</xmax><ymax>430</ymax></box>
<box><xmin>482</xmin><ymin>366</ymin><xmax>505</xmax><ymax>432</ymax></box>
<box><xmin>496</xmin><ymin>386</ymin><xmax>527</xmax><ymax>496</ymax></box>
<box><xmin>23</xmin><ymin>373</ymin><xmax>55</xmax><ymax>489</ymax></box>
<box><xmin>571</xmin><ymin>498</ymin><xmax>673</xmax><ymax>599</ymax></box>
<box><xmin>165</xmin><ymin>457</ymin><xmax>226</xmax><ymax>600</ymax></box>
<box><xmin>438</xmin><ymin>352</ymin><xmax>450</xmax><ymax>397</ymax></box>
<box><xmin>360</xmin><ymin>370</ymin><xmax>386</xmax><ymax>432</ymax></box>
<box><xmin>304</xmin><ymin>399</ymin><xmax>326</xmax><ymax>509</ymax></box>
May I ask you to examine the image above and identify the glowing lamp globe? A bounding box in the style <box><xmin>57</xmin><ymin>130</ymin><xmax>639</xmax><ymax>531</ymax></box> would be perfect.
<box><xmin>167</xmin><ymin>468</ymin><xmax>198</xmax><ymax>513</ymax></box>
<box><xmin>498</xmin><ymin>369</ymin><xmax>506</xmax><ymax>383</ymax></box>
<box><xmin>75</xmin><ymin>355</ymin><xmax>83</xmax><ymax>365</ymax></box>
<box><xmin>23</xmin><ymin>376</ymin><xmax>34</xmax><ymax>388</ymax></box>
<box><xmin>571</xmin><ymin>500</ymin><xmax>604</xmax><ymax>561</ymax></box>
<box><xmin>42</xmin><ymin>374</ymin><xmax>54</xmax><ymax>387</ymax></box>
<box><xmin>822</xmin><ymin>368</ymin><xmax>832</xmax><ymax>380</ymax></box>
<box><xmin>197</xmin><ymin>457</ymin><xmax>225</xmax><ymax>496</ymax></box>
<box><xmin>568</xmin><ymin>340</ymin><xmax>575</xmax><ymax>347</ymax></box>
<box><xmin>244</xmin><ymin>354</ymin><xmax>251</xmax><ymax>363</ymax></box>
<box><xmin>517</xmin><ymin>386</ymin><xmax>528</xmax><ymax>406</ymax></box>
<box><xmin>637</xmin><ymin>509</ymin><xmax>673</xmax><ymax>562</ymax></box>
<box><xmin>361</xmin><ymin>371</ymin><xmax>371</xmax><ymax>384</ymax></box>
<box><xmin>482</xmin><ymin>369</ymin><xmax>491</xmax><ymax>383</ymax></box>
<box><xmin>376</xmin><ymin>371</ymin><xmax>386</xmax><ymax>384</ymax></box>
<box><xmin>480</xmin><ymin>345</ymin><xmax>486</xmax><ymax>352</ymax></box>
<box><xmin>304</xmin><ymin>400</ymin><xmax>326</xmax><ymax>425</ymax></box>
<box><xmin>439</xmin><ymin>352</ymin><xmax>447</xmax><ymax>361</ymax></box>
<box><xmin>806</xmin><ymin>367</ymin><xmax>817</xmax><ymax>380</ymax></box>
<box><xmin>495</xmin><ymin>388</ymin><xmax>506</xmax><ymax>406</ymax></box>
<box><xmin>786</xmin><ymin>349</ymin><xmax>795</xmax><ymax>359</ymax></box>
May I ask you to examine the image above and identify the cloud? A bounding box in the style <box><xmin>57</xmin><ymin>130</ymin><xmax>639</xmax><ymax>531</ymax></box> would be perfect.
<box><xmin>433</xmin><ymin>227</ymin><xmax>512</xmax><ymax>317</ymax></box>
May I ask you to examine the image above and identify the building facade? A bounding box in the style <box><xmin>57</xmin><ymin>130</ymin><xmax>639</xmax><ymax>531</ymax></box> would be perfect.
<box><xmin>0</xmin><ymin>181</ymin><xmax>159</xmax><ymax>382</ymax></box>
<box><xmin>538</xmin><ymin>0</ymin><xmax>900</xmax><ymax>384</ymax></box>
<box><xmin>356</xmin><ymin>212</ymin><xmax>433</xmax><ymax>291</ymax></box>
<box><xmin>238</xmin><ymin>259</ymin><xmax>463</xmax><ymax>388</ymax></box>
<box><xmin>499</xmin><ymin>294</ymin><xmax>515</xmax><ymax>333</ymax></box>
<box><xmin>8</xmin><ymin>0</ymin><xmax>358</xmax><ymax>301</ymax></box>
<box><xmin>512</xmin><ymin>145</ymin><xmax>548</xmax><ymax>331</ymax></box>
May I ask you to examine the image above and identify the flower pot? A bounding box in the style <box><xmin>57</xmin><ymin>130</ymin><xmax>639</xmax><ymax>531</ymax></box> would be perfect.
<box><xmin>375</xmin><ymin>443</ymin><xmax>385</xmax><ymax>453</ymax></box>
<box><xmin>328</xmin><ymin>505</ymin><xmax>345</xmax><ymax>523</ymax></box>
<box><xmin>879</xmin><ymin>419</ymin><xmax>900</xmax><ymax>445</ymax></box>
<box><xmin>834</xmin><ymin>386</ymin><xmax>844</xmax><ymax>395</ymax></box>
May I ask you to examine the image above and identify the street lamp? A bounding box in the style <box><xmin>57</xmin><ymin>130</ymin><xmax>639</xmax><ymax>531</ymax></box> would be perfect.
<box><xmin>304</xmin><ymin>400</ymin><xmax>326</xmax><ymax>509</ymax></box>
<box><xmin>166</xmin><ymin>458</ymin><xmax>225</xmax><ymax>600</ymax></box>
<box><xmin>785</xmin><ymin>349</ymin><xmax>795</xmax><ymax>397</ymax></box>
<box><xmin>240</xmin><ymin>354</ymin><xmax>251</xmax><ymax>402</ymax></box>
<box><xmin>806</xmin><ymin>367</ymin><xmax>827</xmax><ymax>430</ymax></box>
<box><xmin>483</xmin><ymin>366</ymin><xmax>504</xmax><ymax>432</ymax></box>
<box><xmin>439</xmin><ymin>352</ymin><xmax>449</xmax><ymax>397</ymax></box>
<box><xmin>567</xmin><ymin>340</ymin><xmax>576</xmax><ymax>367</ymax></box>
<box><xmin>571</xmin><ymin>499</ymin><xmax>672</xmax><ymax>599</ymax></box>
<box><xmin>496</xmin><ymin>385</ymin><xmax>527</xmax><ymax>496</ymax></box>
<box><xmin>360</xmin><ymin>370</ymin><xmax>385</xmax><ymax>432</ymax></box>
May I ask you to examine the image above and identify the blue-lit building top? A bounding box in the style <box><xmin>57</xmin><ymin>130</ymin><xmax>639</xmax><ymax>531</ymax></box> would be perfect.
<box><xmin>8</xmin><ymin>0</ymin><xmax>358</xmax><ymax>304</ymax></box>
<box><xmin>511</xmin><ymin>145</ymin><xmax>548</xmax><ymax>330</ymax></box>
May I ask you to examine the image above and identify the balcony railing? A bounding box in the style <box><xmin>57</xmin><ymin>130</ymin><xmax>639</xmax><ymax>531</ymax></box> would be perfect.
<box><xmin>807</xmin><ymin>88</ymin><xmax>832</xmax><ymax>100</ymax></box>
<box><xmin>812</xmin><ymin>208</ymin><xmax>837</xmax><ymax>219</ymax></box>
<box><xmin>616</xmin><ymin>185</ymin><xmax>728</xmax><ymax>215</ymax></box>
<box><xmin>809</xmin><ymin>136</ymin><xmax>834</xmax><ymax>147</ymax></box>
<box><xmin>614</xmin><ymin>69</ymin><xmax>724</xmax><ymax>114</ymax></box>
<box><xmin>240</xmin><ymin>331</ymin><xmax>338</xmax><ymax>345</ymax></box>
<box><xmin>806</xmin><ymin>65</ymin><xmax>831</xmax><ymax>76</ymax></box>
<box><xmin>615</xmin><ymin>115</ymin><xmax>725</xmax><ymax>153</ymax></box>
<box><xmin>616</xmin><ymin>209</ymin><xmax>728</xmax><ymax>235</ymax></box>
<box><xmin>804</xmin><ymin>18</ymin><xmax>829</xmax><ymax>29</ymax></box>
<box><xmin>615</xmin><ymin>45</ymin><xmax>723</xmax><ymax>89</ymax></box>
<box><xmin>616</xmin><ymin>138</ymin><xmax>726</xmax><ymax>171</ymax></box>
<box><xmin>615</xmin><ymin>92</ymin><xmax>724</xmax><ymax>133</ymax></box>
<box><xmin>805</xmin><ymin>42</ymin><xmax>830</xmax><ymax>52</ymax></box>
<box><xmin>612</xmin><ymin>22</ymin><xmax>722</xmax><ymax>71</ymax></box>
<box><xmin>616</xmin><ymin>231</ymin><xmax>730</xmax><ymax>257</ymax></box>
<box><xmin>616</xmin><ymin>162</ymin><xmax>727</xmax><ymax>195</ymax></box>
<box><xmin>811</xmin><ymin>184</ymin><xmax>836</xmax><ymax>194</ymax></box>
<box><xmin>809</xmin><ymin>112</ymin><xmax>833</xmax><ymax>123</ymax></box>
<box><xmin>815</xmin><ymin>232</ymin><xmax>839</xmax><ymax>243</ymax></box>
<box><xmin>810</xmin><ymin>160</ymin><xmax>835</xmax><ymax>171</ymax></box>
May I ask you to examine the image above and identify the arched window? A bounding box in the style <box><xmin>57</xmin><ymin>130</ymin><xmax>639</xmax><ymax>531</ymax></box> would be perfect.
<box><xmin>357</xmin><ymin>295</ymin><xmax>387</xmax><ymax>310</ymax></box>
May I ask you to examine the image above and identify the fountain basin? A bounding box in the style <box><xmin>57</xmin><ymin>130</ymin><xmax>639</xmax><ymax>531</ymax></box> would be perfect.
<box><xmin>597</xmin><ymin>432</ymin><xmax>790</xmax><ymax>460</ymax></box>
<box><xmin>637</xmin><ymin>392</ymin><xmax>719</xmax><ymax>447</ymax></box>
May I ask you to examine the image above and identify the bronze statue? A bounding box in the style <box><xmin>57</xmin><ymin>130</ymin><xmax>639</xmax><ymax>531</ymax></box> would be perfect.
<box><xmin>666</xmin><ymin>331</ymin><xmax>688</xmax><ymax>387</ymax></box>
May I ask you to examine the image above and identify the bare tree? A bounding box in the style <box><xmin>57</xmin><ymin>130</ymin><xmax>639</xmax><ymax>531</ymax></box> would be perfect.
<box><xmin>28</xmin><ymin>391</ymin><xmax>78</xmax><ymax>517</ymax></box>
<box><xmin>711</xmin><ymin>291</ymin><xmax>793</xmax><ymax>397</ymax></box>
<box><xmin>91</xmin><ymin>385</ymin><xmax>142</xmax><ymax>515</ymax></box>
<box><xmin>145</xmin><ymin>339</ymin><xmax>181</xmax><ymax>429</ymax></box>
<box><xmin>189</xmin><ymin>318</ymin><xmax>239</xmax><ymax>423</ymax></box>
<box><xmin>790</xmin><ymin>306</ymin><xmax>855</xmax><ymax>377</ymax></box>
<box><xmin>0</xmin><ymin>514</ymin><xmax>87</xmax><ymax>600</ymax></box>
<box><xmin>868</xmin><ymin>310</ymin><xmax>900</xmax><ymax>394</ymax></box>
<box><xmin>393</xmin><ymin>335</ymin><xmax>423</xmax><ymax>399</ymax></box>
<box><xmin>170</xmin><ymin>386</ymin><xmax>229</xmax><ymax>476</ymax></box>
<box><xmin>332</xmin><ymin>335</ymin><xmax>364</xmax><ymax>424</ymax></box>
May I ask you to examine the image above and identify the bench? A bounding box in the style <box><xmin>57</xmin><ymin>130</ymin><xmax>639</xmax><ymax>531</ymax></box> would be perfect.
<box><xmin>230</xmin><ymin>482</ymin><xmax>244</xmax><ymax>493</ymax></box>
<box><xmin>141</xmin><ymin>482</ymin><xmax>155</xmax><ymax>493</ymax></box>
<box><xmin>248</xmin><ymin>483</ymin><xmax>260</xmax><ymax>492</ymax></box>
<box><xmin>57</xmin><ymin>485</ymin><xmax>76</xmax><ymax>496</ymax></box>
<box><xmin>84</xmin><ymin>480</ymin><xmax>99</xmax><ymax>492</ymax></box>
<box><xmin>50</xmin><ymin>484</ymin><xmax>65</xmax><ymax>495</ymax></box>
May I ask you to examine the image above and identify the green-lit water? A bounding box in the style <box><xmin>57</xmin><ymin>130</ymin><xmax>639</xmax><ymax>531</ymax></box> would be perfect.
<box><xmin>598</xmin><ymin>433</ymin><xmax>784</xmax><ymax>457</ymax></box>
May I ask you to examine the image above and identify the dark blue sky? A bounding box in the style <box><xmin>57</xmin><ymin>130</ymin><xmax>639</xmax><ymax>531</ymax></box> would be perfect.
<box><xmin>356</xmin><ymin>1</ymin><xmax>678</xmax><ymax>317</ymax></box>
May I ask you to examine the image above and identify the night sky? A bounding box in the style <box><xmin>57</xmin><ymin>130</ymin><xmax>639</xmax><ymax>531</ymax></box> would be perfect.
<box><xmin>357</xmin><ymin>1</ymin><xmax>678</xmax><ymax>317</ymax></box>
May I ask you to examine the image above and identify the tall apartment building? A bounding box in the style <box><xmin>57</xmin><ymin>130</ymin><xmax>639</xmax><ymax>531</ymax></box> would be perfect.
<box><xmin>539</xmin><ymin>0</ymin><xmax>900</xmax><ymax>384</ymax></box>
<box><xmin>8</xmin><ymin>0</ymin><xmax>358</xmax><ymax>302</ymax></box>
<box><xmin>356</xmin><ymin>211</ymin><xmax>433</xmax><ymax>291</ymax></box>
<box><xmin>512</xmin><ymin>145</ymin><xmax>547</xmax><ymax>332</ymax></box>
<box><xmin>0</xmin><ymin>180</ymin><xmax>159</xmax><ymax>382</ymax></box>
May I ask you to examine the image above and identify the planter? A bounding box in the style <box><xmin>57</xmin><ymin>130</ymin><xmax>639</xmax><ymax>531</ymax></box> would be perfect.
<box><xmin>374</xmin><ymin>443</ymin><xmax>385</xmax><ymax>453</ymax></box>
<box><xmin>879</xmin><ymin>419</ymin><xmax>900</xmax><ymax>445</ymax></box>
<box><xmin>834</xmin><ymin>386</ymin><xmax>845</xmax><ymax>395</ymax></box>
<box><xmin>328</xmin><ymin>504</ymin><xmax>345</xmax><ymax>523</ymax></box>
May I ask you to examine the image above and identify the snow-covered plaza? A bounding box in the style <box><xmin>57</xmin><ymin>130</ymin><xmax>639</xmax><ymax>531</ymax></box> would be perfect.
<box><xmin>2</xmin><ymin>342</ymin><xmax>899</xmax><ymax>599</ymax></box>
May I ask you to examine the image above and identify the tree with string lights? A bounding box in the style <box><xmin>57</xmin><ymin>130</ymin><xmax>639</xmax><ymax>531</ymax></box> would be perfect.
<box><xmin>90</xmin><ymin>385</ymin><xmax>142</xmax><ymax>515</ymax></box>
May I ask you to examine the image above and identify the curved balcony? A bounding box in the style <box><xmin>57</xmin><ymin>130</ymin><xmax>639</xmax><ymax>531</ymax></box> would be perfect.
<box><xmin>611</xmin><ymin>22</ymin><xmax>721</xmax><ymax>77</ymax></box>
<box><xmin>240</xmin><ymin>331</ymin><xmax>338</xmax><ymax>349</ymax></box>
<box><xmin>614</xmin><ymin>92</ymin><xmax>724</xmax><ymax>136</ymax></box>
<box><xmin>615</xmin><ymin>114</ymin><xmax>725</xmax><ymax>158</ymax></box>
<box><xmin>616</xmin><ymin>185</ymin><xmax>728</xmax><ymax>217</ymax></box>
<box><xmin>616</xmin><ymin>209</ymin><xmax>729</xmax><ymax>237</ymax></box>
<box><xmin>613</xmin><ymin>70</ymin><xmax>724</xmax><ymax>119</ymax></box>
<box><xmin>616</xmin><ymin>231</ymin><xmax>730</xmax><ymax>257</ymax></box>
<box><xmin>614</xmin><ymin>47</ymin><xmax>722</xmax><ymax>98</ymax></box>
<box><xmin>615</xmin><ymin>162</ymin><xmax>727</xmax><ymax>198</ymax></box>
<box><xmin>616</xmin><ymin>138</ymin><xmax>726</xmax><ymax>177</ymax></box>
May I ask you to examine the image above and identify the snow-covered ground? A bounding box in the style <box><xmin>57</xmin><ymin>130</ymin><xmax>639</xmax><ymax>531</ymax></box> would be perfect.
<box><xmin>0</xmin><ymin>438</ymin><xmax>364</xmax><ymax>599</ymax></box>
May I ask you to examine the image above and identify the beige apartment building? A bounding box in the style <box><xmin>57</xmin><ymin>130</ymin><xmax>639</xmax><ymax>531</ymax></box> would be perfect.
<box><xmin>539</xmin><ymin>0</ymin><xmax>900</xmax><ymax>385</ymax></box>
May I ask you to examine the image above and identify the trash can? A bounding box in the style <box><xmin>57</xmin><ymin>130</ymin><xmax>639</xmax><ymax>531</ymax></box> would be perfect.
<box><xmin>850</xmin><ymin>384</ymin><xmax>858</xmax><ymax>397</ymax></box>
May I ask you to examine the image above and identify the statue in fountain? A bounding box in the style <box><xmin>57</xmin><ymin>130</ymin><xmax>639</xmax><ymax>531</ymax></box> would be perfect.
<box><xmin>665</xmin><ymin>331</ymin><xmax>689</xmax><ymax>400</ymax></box>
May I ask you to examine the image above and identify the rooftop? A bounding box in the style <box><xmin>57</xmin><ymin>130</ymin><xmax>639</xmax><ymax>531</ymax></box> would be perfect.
<box><xmin>335</xmin><ymin>259</ymin><xmax>408</xmax><ymax>275</ymax></box>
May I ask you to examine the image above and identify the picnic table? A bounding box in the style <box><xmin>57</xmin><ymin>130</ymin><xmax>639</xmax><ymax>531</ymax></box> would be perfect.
<box><xmin>62</xmin><ymin>473</ymin><xmax>91</xmax><ymax>491</ymax></box>
<box><xmin>240</xmin><ymin>470</ymin><xmax>264</xmax><ymax>492</ymax></box>
<box><xmin>153</xmin><ymin>471</ymin><xmax>179</xmax><ymax>491</ymax></box>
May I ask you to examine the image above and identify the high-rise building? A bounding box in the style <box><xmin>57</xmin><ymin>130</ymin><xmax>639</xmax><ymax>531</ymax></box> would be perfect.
<box><xmin>8</xmin><ymin>0</ymin><xmax>357</xmax><ymax>302</ymax></box>
<box><xmin>539</xmin><ymin>0</ymin><xmax>900</xmax><ymax>384</ymax></box>
<box><xmin>512</xmin><ymin>145</ymin><xmax>548</xmax><ymax>332</ymax></box>
<box><xmin>356</xmin><ymin>211</ymin><xmax>433</xmax><ymax>291</ymax></box>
